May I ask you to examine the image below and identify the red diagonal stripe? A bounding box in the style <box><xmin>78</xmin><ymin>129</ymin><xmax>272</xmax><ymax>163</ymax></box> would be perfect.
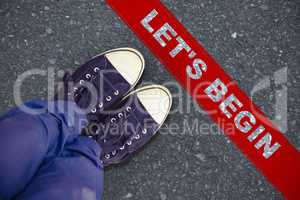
<box><xmin>106</xmin><ymin>0</ymin><xmax>300</xmax><ymax>199</ymax></box>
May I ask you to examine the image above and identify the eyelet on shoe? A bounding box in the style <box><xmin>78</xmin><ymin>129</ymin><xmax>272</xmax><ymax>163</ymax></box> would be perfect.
<box><xmin>120</xmin><ymin>145</ymin><xmax>125</xmax><ymax>150</ymax></box>
<box><xmin>79</xmin><ymin>80</ymin><xmax>85</xmax><ymax>85</ymax></box>
<box><xmin>105</xmin><ymin>154</ymin><xmax>110</xmax><ymax>159</ymax></box>
<box><xmin>114</xmin><ymin>90</ymin><xmax>119</xmax><ymax>96</ymax></box>
<box><xmin>127</xmin><ymin>140</ymin><xmax>132</xmax><ymax>146</ymax></box>
<box><xmin>110</xmin><ymin>118</ymin><xmax>116</xmax><ymax>123</ymax></box>
<box><xmin>90</xmin><ymin>125</ymin><xmax>99</xmax><ymax>136</ymax></box>
<box><xmin>85</xmin><ymin>74</ymin><xmax>91</xmax><ymax>79</ymax></box>
<box><xmin>118</xmin><ymin>113</ymin><xmax>123</xmax><ymax>118</ymax></box>
<box><xmin>134</xmin><ymin>134</ymin><xmax>140</xmax><ymax>140</ymax></box>
<box><xmin>91</xmin><ymin>108</ymin><xmax>97</xmax><ymax>113</ymax></box>
<box><xmin>126</xmin><ymin>106</ymin><xmax>132</xmax><ymax>112</ymax></box>
<box><xmin>106</xmin><ymin>96</ymin><xmax>112</xmax><ymax>102</ymax></box>
<box><xmin>142</xmin><ymin>128</ymin><xmax>147</xmax><ymax>134</ymax></box>
<box><xmin>112</xmin><ymin>150</ymin><xmax>117</xmax><ymax>156</ymax></box>
<box><xmin>93</xmin><ymin>67</ymin><xmax>100</xmax><ymax>72</ymax></box>
<box><xmin>98</xmin><ymin>102</ymin><xmax>103</xmax><ymax>108</ymax></box>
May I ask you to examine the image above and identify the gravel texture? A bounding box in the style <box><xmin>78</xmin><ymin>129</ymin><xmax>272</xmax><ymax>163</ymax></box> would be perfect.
<box><xmin>0</xmin><ymin>0</ymin><xmax>299</xmax><ymax>199</ymax></box>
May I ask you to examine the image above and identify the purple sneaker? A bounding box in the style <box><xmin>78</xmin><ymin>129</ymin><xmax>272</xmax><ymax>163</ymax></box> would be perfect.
<box><xmin>56</xmin><ymin>48</ymin><xmax>145</xmax><ymax>113</ymax></box>
<box><xmin>86</xmin><ymin>85</ymin><xmax>172</xmax><ymax>167</ymax></box>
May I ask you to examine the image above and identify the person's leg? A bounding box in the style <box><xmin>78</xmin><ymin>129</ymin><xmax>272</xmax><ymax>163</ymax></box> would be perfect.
<box><xmin>14</xmin><ymin>136</ymin><xmax>104</xmax><ymax>200</ymax></box>
<box><xmin>0</xmin><ymin>100</ymin><xmax>86</xmax><ymax>199</ymax></box>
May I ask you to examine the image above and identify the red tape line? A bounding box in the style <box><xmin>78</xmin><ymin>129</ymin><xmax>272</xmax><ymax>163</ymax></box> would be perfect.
<box><xmin>106</xmin><ymin>0</ymin><xmax>300</xmax><ymax>198</ymax></box>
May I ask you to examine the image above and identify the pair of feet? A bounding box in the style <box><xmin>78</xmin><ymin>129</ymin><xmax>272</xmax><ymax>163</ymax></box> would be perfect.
<box><xmin>57</xmin><ymin>48</ymin><xmax>172</xmax><ymax>167</ymax></box>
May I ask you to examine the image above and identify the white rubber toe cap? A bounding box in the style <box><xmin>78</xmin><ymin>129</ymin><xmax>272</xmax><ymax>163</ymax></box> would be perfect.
<box><xmin>136</xmin><ymin>85</ymin><xmax>172</xmax><ymax>124</ymax></box>
<box><xmin>105</xmin><ymin>48</ymin><xmax>145</xmax><ymax>86</ymax></box>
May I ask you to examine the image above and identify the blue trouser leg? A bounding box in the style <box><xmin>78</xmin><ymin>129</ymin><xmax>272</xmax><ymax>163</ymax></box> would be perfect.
<box><xmin>0</xmin><ymin>100</ymin><xmax>104</xmax><ymax>200</ymax></box>
<box><xmin>15</xmin><ymin>136</ymin><xmax>103</xmax><ymax>200</ymax></box>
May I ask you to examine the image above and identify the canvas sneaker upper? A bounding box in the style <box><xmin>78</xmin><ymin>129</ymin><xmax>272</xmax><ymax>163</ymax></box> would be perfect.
<box><xmin>85</xmin><ymin>85</ymin><xmax>172</xmax><ymax>166</ymax></box>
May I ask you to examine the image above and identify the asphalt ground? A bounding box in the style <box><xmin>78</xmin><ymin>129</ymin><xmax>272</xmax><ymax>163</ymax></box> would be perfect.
<box><xmin>0</xmin><ymin>0</ymin><xmax>299</xmax><ymax>199</ymax></box>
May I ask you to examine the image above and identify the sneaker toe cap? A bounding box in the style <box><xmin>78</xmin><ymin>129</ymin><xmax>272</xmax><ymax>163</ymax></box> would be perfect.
<box><xmin>136</xmin><ymin>85</ymin><xmax>172</xmax><ymax>124</ymax></box>
<box><xmin>105</xmin><ymin>48</ymin><xmax>144</xmax><ymax>86</ymax></box>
